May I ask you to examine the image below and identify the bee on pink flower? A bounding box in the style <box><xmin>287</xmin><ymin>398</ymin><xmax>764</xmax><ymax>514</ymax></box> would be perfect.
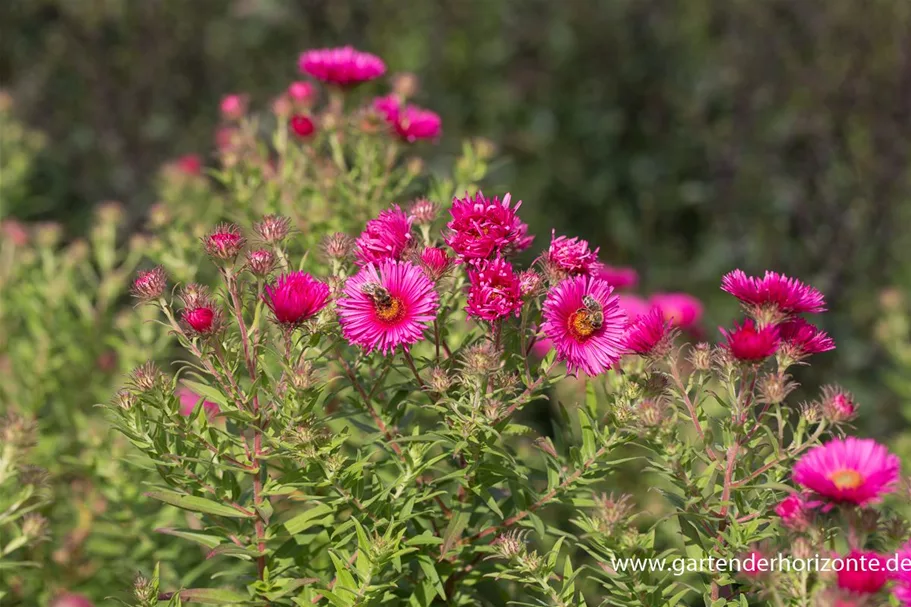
<box><xmin>445</xmin><ymin>192</ymin><xmax>533</xmax><ymax>262</ymax></box>
<box><xmin>337</xmin><ymin>260</ymin><xmax>439</xmax><ymax>354</ymax></box>
<box><xmin>792</xmin><ymin>437</ymin><xmax>900</xmax><ymax>509</ymax></box>
<box><xmin>354</xmin><ymin>205</ymin><xmax>415</xmax><ymax>266</ymax></box>
<box><xmin>465</xmin><ymin>258</ymin><xmax>523</xmax><ymax>322</ymax></box>
<box><xmin>299</xmin><ymin>46</ymin><xmax>386</xmax><ymax>86</ymax></box>
<box><xmin>542</xmin><ymin>275</ymin><xmax>626</xmax><ymax>377</ymax></box>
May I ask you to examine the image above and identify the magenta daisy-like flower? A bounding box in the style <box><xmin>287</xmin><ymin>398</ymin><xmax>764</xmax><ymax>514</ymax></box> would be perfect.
<box><xmin>542</xmin><ymin>275</ymin><xmax>627</xmax><ymax>376</ymax></box>
<box><xmin>618</xmin><ymin>294</ymin><xmax>650</xmax><ymax>320</ymax></box>
<box><xmin>546</xmin><ymin>230</ymin><xmax>601</xmax><ymax>276</ymax></box>
<box><xmin>650</xmin><ymin>293</ymin><xmax>703</xmax><ymax>329</ymax></box>
<box><xmin>465</xmin><ymin>258</ymin><xmax>523</xmax><ymax>322</ymax></box>
<box><xmin>595</xmin><ymin>265</ymin><xmax>638</xmax><ymax>289</ymax></box>
<box><xmin>337</xmin><ymin>259</ymin><xmax>439</xmax><ymax>354</ymax></box>
<box><xmin>778</xmin><ymin>318</ymin><xmax>835</xmax><ymax>358</ymax></box>
<box><xmin>298</xmin><ymin>46</ymin><xmax>386</xmax><ymax>86</ymax></box>
<box><xmin>623</xmin><ymin>308</ymin><xmax>674</xmax><ymax>358</ymax></box>
<box><xmin>720</xmin><ymin>319</ymin><xmax>779</xmax><ymax>361</ymax></box>
<box><xmin>392</xmin><ymin>105</ymin><xmax>442</xmax><ymax>142</ymax></box>
<box><xmin>792</xmin><ymin>437</ymin><xmax>900</xmax><ymax>508</ymax></box>
<box><xmin>721</xmin><ymin>269</ymin><xmax>826</xmax><ymax>316</ymax></box>
<box><xmin>372</xmin><ymin>94</ymin><xmax>400</xmax><ymax>121</ymax></box>
<box><xmin>419</xmin><ymin>246</ymin><xmax>451</xmax><ymax>280</ymax></box>
<box><xmin>445</xmin><ymin>192</ymin><xmax>534</xmax><ymax>262</ymax></box>
<box><xmin>354</xmin><ymin>205</ymin><xmax>414</xmax><ymax>266</ymax></box>
<box><xmin>204</xmin><ymin>223</ymin><xmax>245</xmax><ymax>260</ymax></box>
<box><xmin>774</xmin><ymin>493</ymin><xmax>810</xmax><ymax>531</ymax></box>
<box><xmin>263</xmin><ymin>271</ymin><xmax>330</xmax><ymax>326</ymax></box>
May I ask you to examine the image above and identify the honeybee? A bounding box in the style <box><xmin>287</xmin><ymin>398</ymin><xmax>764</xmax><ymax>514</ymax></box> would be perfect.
<box><xmin>361</xmin><ymin>282</ymin><xmax>393</xmax><ymax>307</ymax></box>
<box><xmin>578</xmin><ymin>295</ymin><xmax>604</xmax><ymax>330</ymax></box>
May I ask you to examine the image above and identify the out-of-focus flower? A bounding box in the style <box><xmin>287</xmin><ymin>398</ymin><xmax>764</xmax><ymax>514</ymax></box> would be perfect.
<box><xmin>290</xmin><ymin>114</ymin><xmax>316</xmax><ymax>138</ymax></box>
<box><xmin>820</xmin><ymin>385</ymin><xmax>858</xmax><ymax>423</ymax></box>
<box><xmin>49</xmin><ymin>593</ymin><xmax>94</xmax><ymax>607</ymax></box>
<box><xmin>174</xmin><ymin>154</ymin><xmax>203</xmax><ymax>176</ymax></box>
<box><xmin>650</xmin><ymin>293</ymin><xmax>703</xmax><ymax>329</ymax></box>
<box><xmin>542</xmin><ymin>275</ymin><xmax>626</xmax><ymax>376</ymax></box>
<box><xmin>263</xmin><ymin>271</ymin><xmax>331</xmax><ymax>327</ymax></box>
<box><xmin>392</xmin><ymin>105</ymin><xmax>441</xmax><ymax>142</ymax></box>
<box><xmin>220</xmin><ymin>94</ymin><xmax>247</xmax><ymax>121</ymax></box>
<box><xmin>595</xmin><ymin>265</ymin><xmax>639</xmax><ymax>290</ymax></box>
<box><xmin>546</xmin><ymin>230</ymin><xmax>601</xmax><ymax>277</ymax></box>
<box><xmin>177</xmin><ymin>386</ymin><xmax>220</xmax><ymax>418</ymax></box>
<box><xmin>288</xmin><ymin>81</ymin><xmax>316</xmax><ymax>106</ymax></box>
<box><xmin>720</xmin><ymin>319</ymin><xmax>779</xmax><ymax>362</ymax></box>
<box><xmin>354</xmin><ymin>205</ymin><xmax>414</xmax><ymax>266</ymax></box>
<box><xmin>793</xmin><ymin>437</ymin><xmax>900</xmax><ymax>508</ymax></box>
<box><xmin>445</xmin><ymin>192</ymin><xmax>533</xmax><ymax>262</ymax></box>
<box><xmin>409</xmin><ymin>198</ymin><xmax>438</xmax><ymax>225</ymax></box>
<box><xmin>299</xmin><ymin>46</ymin><xmax>386</xmax><ymax>86</ymax></box>
<box><xmin>834</xmin><ymin>550</ymin><xmax>890</xmax><ymax>595</ymax></box>
<box><xmin>774</xmin><ymin>493</ymin><xmax>810</xmax><ymax>531</ymax></box>
<box><xmin>131</xmin><ymin>267</ymin><xmax>167</xmax><ymax>301</ymax></box>
<box><xmin>337</xmin><ymin>260</ymin><xmax>438</xmax><ymax>354</ymax></box>
<box><xmin>465</xmin><ymin>258</ymin><xmax>523</xmax><ymax>321</ymax></box>
<box><xmin>254</xmin><ymin>214</ymin><xmax>291</xmax><ymax>244</ymax></box>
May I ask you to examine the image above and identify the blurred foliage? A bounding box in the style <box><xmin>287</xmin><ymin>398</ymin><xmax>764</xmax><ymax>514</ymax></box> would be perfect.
<box><xmin>3</xmin><ymin>0</ymin><xmax>911</xmax><ymax>485</ymax></box>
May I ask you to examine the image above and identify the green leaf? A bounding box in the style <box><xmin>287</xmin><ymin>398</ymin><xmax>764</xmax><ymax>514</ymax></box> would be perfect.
<box><xmin>155</xmin><ymin>528</ymin><xmax>222</xmax><ymax>549</ymax></box>
<box><xmin>284</xmin><ymin>503</ymin><xmax>334</xmax><ymax>535</ymax></box>
<box><xmin>181</xmin><ymin>380</ymin><xmax>231</xmax><ymax>408</ymax></box>
<box><xmin>440</xmin><ymin>510</ymin><xmax>469</xmax><ymax>557</ymax></box>
<box><xmin>145</xmin><ymin>491</ymin><xmax>255</xmax><ymax>518</ymax></box>
<box><xmin>173</xmin><ymin>588</ymin><xmax>252</xmax><ymax>604</ymax></box>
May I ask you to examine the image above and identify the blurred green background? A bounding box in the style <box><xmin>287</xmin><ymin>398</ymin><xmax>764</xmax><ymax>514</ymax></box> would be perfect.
<box><xmin>4</xmin><ymin>0</ymin><xmax>911</xmax><ymax>440</ymax></box>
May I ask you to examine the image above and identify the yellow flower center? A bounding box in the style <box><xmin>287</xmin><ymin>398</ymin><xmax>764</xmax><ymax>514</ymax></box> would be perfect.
<box><xmin>568</xmin><ymin>310</ymin><xmax>598</xmax><ymax>340</ymax></box>
<box><xmin>374</xmin><ymin>296</ymin><xmax>405</xmax><ymax>324</ymax></box>
<box><xmin>828</xmin><ymin>469</ymin><xmax>864</xmax><ymax>490</ymax></box>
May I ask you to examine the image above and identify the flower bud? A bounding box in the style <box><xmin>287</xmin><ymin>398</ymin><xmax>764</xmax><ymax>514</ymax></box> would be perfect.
<box><xmin>405</xmin><ymin>157</ymin><xmax>424</xmax><ymax>176</ymax></box>
<box><xmin>113</xmin><ymin>389</ymin><xmax>137</xmax><ymax>411</ymax></box>
<box><xmin>472</xmin><ymin>137</ymin><xmax>497</xmax><ymax>160</ymax></box>
<box><xmin>254</xmin><ymin>214</ymin><xmax>291</xmax><ymax>244</ymax></box>
<box><xmin>801</xmin><ymin>400</ymin><xmax>823</xmax><ymax>424</ymax></box>
<box><xmin>533</xmin><ymin>436</ymin><xmax>558</xmax><ymax>459</ymax></box>
<box><xmin>130</xmin><ymin>362</ymin><xmax>163</xmax><ymax>392</ymax></box>
<box><xmin>1</xmin><ymin>412</ymin><xmax>37</xmax><ymax>452</ymax></box>
<box><xmin>272</xmin><ymin>94</ymin><xmax>292</xmax><ymax>117</ymax></box>
<box><xmin>219</xmin><ymin>93</ymin><xmax>247</xmax><ymax>121</ymax></box>
<box><xmin>419</xmin><ymin>247</ymin><xmax>451</xmax><ymax>280</ymax></box>
<box><xmin>518</xmin><ymin>270</ymin><xmax>542</xmax><ymax>297</ymax></box>
<box><xmin>21</xmin><ymin>513</ymin><xmax>49</xmax><ymax>543</ymax></box>
<box><xmin>820</xmin><ymin>385</ymin><xmax>857</xmax><ymax>423</ymax></box>
<box><xmin>131</xmin><ymin>267</ymin><xmax>167</xmax><ymax>301</ymax></box>
<box><xmin>1</xmin><ymin>220</ymin><xmax>29</xmax><ymax>247</ymax></box>
<box><xmin>18</xmin><ymin>465</ymin><xmax>49</xmax><ymax>489</ymax></box>
<box><xmin>321</xmin><ymin>232</ymin><xmax>354</xmax><ymax>262</ymax></box>
<box><xmin>290</xmin><ymin>114</ymin><xmax>316</xmax><ymax>138</ymax></box>
<box><xmin>133</xmin><ymin>574</ymin><xmax>156</xmax><ymax>603</ymax></box>
<box><xmin>96</xmin><ymin>201</ymin><xmax>125</xmax><ymax>225</ymax></box>
<box><xmin>460</xmin><ymin>342</ymin><xmax>501</xmax><ymax>375</ymax></box>
<box><xmin>182</xmin><ymin>305</ymin><xmax>218</xmax><ymax>335</ymax></box>
<box><xmin>594</xmin><ymin>493</ymin><xmax>635</xmax><ymax>534</ymax></box>
<box><xmin>428</xmin><ymin>366</ymin><xmax>452</xmax><ymax>393</ymax></box>
<box><xmin>688</xmin><ymin>342</ymin><xmax>712</xmax><ymax>371</ymax></box>
<box><xmin>288</xmin><ymin>81</ymin><xmax>316</xmax><ymax>106</ymax></box>
<box><xmin>203</xmin><ymin>223</ymin><xmax>245</xmax><ymax>260</ymax></box>
<box><xmin>758</xmin><ymin>372</ymin><xmax>795</xmax><ymax>405</ymax></box>
<box><xmin>391</xmin><ymin>72</ymin><xmax>419</xmax><ymax>99</ymax></box>
<box><xmin>408</xmin><ymin>198</ymin><xmax>438</xmax><ymax>225</ymax></box>
<box><xmin>35</xmin><ymin>222</ymin><xmax>63</xmax><ymax>247</ymax></box>
<box><xmin>492</xmin><ymin>530</ymin><xmax>527</xmax><ymax>561</ymax></box>
<box><xmin>637</xmin><ymin>398</ymin><xmax>666</xmax><ymax>429</ymax></box>
<box><xmin>246</xmin><ymin>249</ymin><xmax>276</xmax><ymax>277</ymax></box>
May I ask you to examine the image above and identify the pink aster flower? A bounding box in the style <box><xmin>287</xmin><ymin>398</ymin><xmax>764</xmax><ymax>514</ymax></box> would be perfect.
<box><xmin>618</xmin><ymin>294</ymin><xmax>650</xmax><ymax>320</ymax></box>
<box><xmin>50</xmin><ymin>594</ymin><xmax>94</xmax><ymax>607</ymax></box>
<box><xmin>778</xmin><ymin>317</ymin><xmax>835</xmax><ymax>358</ymax></box>
<box><xmin>792</xmin><ymin>437</ymin><xmax>900</xmax><ymax>508</ymax></box>
<box><xmin>623</xmin><ymin>308</ymin><xmax>674</xmax><ymax>358</ymax></box>
<box><xmin>131</xmin><ymin>266</ymin><xmax>167</xmax><ymax>301</ymax></box>
<box><xmin>835</xmin><ymin>550</ymin><xmax>890</xmax><ymax>595</ymax></box>
<box><xmin>337</xmin><ymin>259</ymin><xmax>439</xmax><ymax>354</ymax></box>
<box><xmin>174</xmin><ymin>154</ymin><xmax>203</xmax><ymax>176</ymax></box>
<box><xmin>372</xmin><ymin>94</ymin><xmax>401</xmax><ymax>121</ymax></box>
<box><xmin>290</xmin><ymin>114</ymin><xmax>316</xmax><ymax>138</ymax></box>
<box><xmin>445</xmin><ymin>192</ymin><xmax>534</xmax><ymax>262</ymax></box>
<box><xmin>299</xmin><ymin>46</ymin><xmax>386</xmax><ymax>86</ymax></box>
<box><xmin>354</xmin><ymin>205</ymin><xmax>414</xmax><ymax>265</ymax></box>
<box><xmin>774</xmin><ymin>493</ymin><xmax>810</xmax><ymax>531</ymax></box>
<box><xmin>419</xmin><ymin>246</ymin><xmax>451</xmax><ymax>280</ymax></box>
<box><xmin>288</xmin><ymin>81</ymin><xmax>316</xmax><ymax>105</ymax></box>
<box><xmin>531</xmin><ymin>334</ymin><xmax>554</xmax><ymax>358</ymax></box>
<box><xmin>546</xmin><ymin>230</ymin><xmax>601</xmax><ymax>277</ymax></box>
<box><xmin>542</xmin><ymin>275</ymin><xmax>627</xmax><ymax>376</ymax></box>
<box><xmin>821</xmin><ymin>385</ymin><xmax>858</xmax><ymax>423</ymax></box>
<box><xmin>465</xmin><ymin>258</ymin><xmax>523</xmax><ymax>322</ymax></box>
<box><xmin>721</xmin><ymin>269</ymin><xmax>826</xmax><ymax>319</ymax></box>
<box><xmin>177</xmin><ymin>387</ymin><xmax>219</xmax><ymax>419</ymax></box>
<box><xmin>650</xmin><ymin>293</ymin><xmax>703</xmax><ymax>329</ymax></box>
<box><xmin>219</xmin><ymin>94</ymin><xmax>247</xmax><ymax>121</ymax></box>
<box><xmin>392</xmin><ymin>105</ymin><xmax>442</xmax><ymax>142</ymax></box>
<box><xmin>720</xmin><ymin>319</ymin><xmax>780</xmax><ymax>361</ymax></box>
<box><xmin>263</xmin><ymin>271</ymin><xmax>330</xmax><ymax>326</ymax></box>
<box><xmin>893</xmin><ymin>542</ymin><xmax>911</xmax><ymax>605</ymax></box>
<box><xmin>595</xmin><ymin>265</ymin><xmax>639</xmax><ymax>290</ymax></box>
<box><xmin>182</xmin><ymin>305</ymin><xmax>218</xmax><ymax>335</ymax></box>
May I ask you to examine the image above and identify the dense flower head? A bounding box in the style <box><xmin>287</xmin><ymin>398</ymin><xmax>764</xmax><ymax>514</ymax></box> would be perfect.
<box><xmin>182</xmin><ymin>305</ymin><xmax>217</xmax><ymax>335</ymax></box>
<box><xmin>299</xmin><ymin>46</ymin><xmax>386</xmax><ymax>86</ymax></box>
<box><xmin>774</xmin><ymin>493</ymin><xmax>810</xmax><ymax>531</ymax></box>
<box><xmin>263</xmin><ymin>271</ymin><xmax>330</xmax><ymax>326</ymax></box>
<box><xmin>219</xmin><ymin>93</ymin><xmax>247</xmax><ymax>121</ymax></box>
<box><xmin>372</xmin><ymin>94</ymin><xmax>400</xmax><ymax>122</ymax></box>
<box><xmin>322</xmin><ymin>232</ymin><xmax>354</xmax><ymax>261</ymax></box>
<box><xmin>287</xmin><ymin>81</ymin><xmax>316</xmax><ymax>104</ymax></box>
<box><xmin>204</xmin><ymin>223</ymin><xmax>245</xmax><ymax>260</ymax></box>
<box><xmin>177</xmin><ymin>387</ymin><xmax>219</xmax><ymax>419</ymax></box>
<box><xmin>337</xmin><ymin>259</ymin><xmax>439</xmax><ymax>354</ymax></box>
<box><xmin>623</xmin><ymin>308</ymin><xmax>674</xmax><ymax>358</ymax></box>
<box><xmin>290</xmin><ymin>114</ymin><xmax>316</xmax><ymax>138</ymax></box>
<box><xmin>595</xmin><ymin>265</ymin><xmax>639</xmax><ymax>290</ymax></box>
<box><xmin>465</xmin><ymin>258</ymin><xmax>523</xmax><ymax>321</ymax></box>
<box><xmin>419</xmin><ymin>247</ymin><xmax>451</xmax><ymax>280</ymax></box>
<box><xmin>409</xmin><ymin>198</ymin><xmax>438</xmax><ymax>225</ymax></box>
<box><xmin>131</xmin><ymin>266</ymin><xmax>167</xmax><ymax>301</ymax></box>
<box><xmin>519</xmin><ymin>269</ymin><xmax>543</xmax><ymax>297</ymax></box>
<box><xmin>721</xmin><ymin>319</ymin><xmax>780</xmax><ymax>361</ymax></box>
<box><xmin>542</xmin><ymin>275</ymin><xmax>627</xmax><ymax>376</ymax></box>
<box><xmin>174</xmin><ymin>154</ymin><xmax>203</xmax><ymax>176</ymax></box>
<box><xmin>354</xmin><ymin>205</ymin><xmax>414</xmax><ymax>265</ymax></box>
<box><xmin>254</xmin><ymin>214</ymin><xmax>291</xmax><ymax>244</ymax></box>
<box><xmin>721</xmin><ymin>269</ymin><xmax>827</xmax><ymax>318</ymax></box>
<box><xmin>445</xmin><ymin>192</ymin><xmax>534</xmax><ymax>262</ymax></box>
<box><xmin>546</xmin><ymin>230</ymin><xmax>601</xmax><ymax>277</ymax></box>
<box><xmin>778</xmin><ymin>317</ymin><xmax>836</xmax><ymax>358</ymax></box>
<box><xmin>835</xmin><ymin>550</ymin><xmax>890</xmax><ymax>595</ymax></box>
<box><xmin>793</xmin><ymin>437</ymin><xmax>900</xmax><ymax>508</ymax></box>
<box><xmin>650</xmin><ymin>293</ymin><xmax>703</xmax><ymax>329</ymax></box>
<box><xmin>392</xmin><ymin>105</ymin><xmax>442</xmax><ymax>142</ymax></box>
<box><xmin>246</xmin><ymin>249</ymin><xmax>275</xmax><ymax>276</ymax></box>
